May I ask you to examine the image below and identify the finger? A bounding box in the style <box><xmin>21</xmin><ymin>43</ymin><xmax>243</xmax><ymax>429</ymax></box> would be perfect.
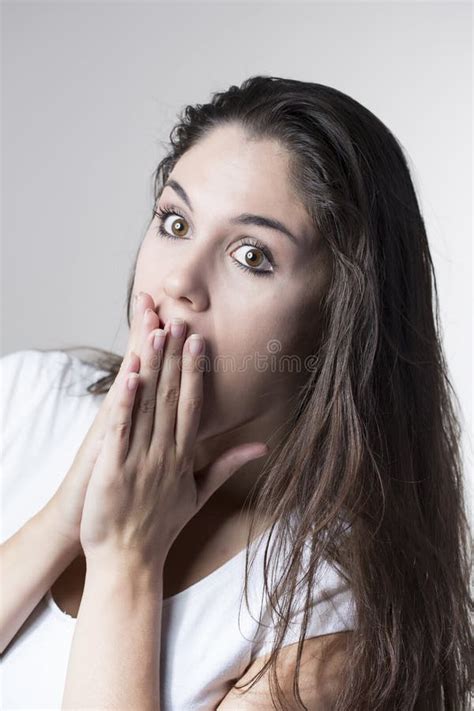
<box><xmin>83</xmin><ymin>291</ymin><xmax>154</xmax><ymax>448</ymax></box>
<box><xmin>108</xmin><ymin>291</ymin><xmax>157</xmax><ymax>415</ymax></box>
<box><xmin>102</xmin><ymin>365</ymin><xmax>141</xmax><ymax>469</ymax></box>
<box><xmin>71</xmin><ymin>352</ymin><xmax>140</xmax><ymax>477</ymax></box>
<box><xmin>127</xmin><ymin>291</ymin><xmax>156</xmax><ymax>360</ymax></box>
<box><xmin>153</xmin><ymin>319</ymin><xmax>188</xmax><ymax>447</ymax></box>
<box><xmin>104</xmin><ymin>290</ymin><xmax>153</xmax><ymax>406</ymax></box>
<box><xmin>132</xmin><ymin>290</ymin><xmax>157</xmax><ymax>326</ymax></box>
<box><xmin>102</xmin><ymin>351</ymin><xmax>140</xmax><ymax>426</ymax></box>
<box><xmin>128</xmin><ymin>312</ymin><xmax>167</xmax><ymax>456</ymax></box>
<box><xmin>174</xmin><ymin>334</ymin><xmax>205</xmax><ymax>464</ymax></box>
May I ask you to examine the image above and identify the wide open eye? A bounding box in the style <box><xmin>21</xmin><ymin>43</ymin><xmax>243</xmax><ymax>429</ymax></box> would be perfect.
<box><xmin>230</xmin><ymin>241</ymin><xmax>274</xmax><ymax>277</ymax></box>
<box><xmin>153</xmin><ymin>206</ymin><xmax>276</xmax><ymax>278</ymax></box>
<box><xmin>153</xmin><ymin>207</ymin><xmax>190</xmax><ymax>238</ymax></box>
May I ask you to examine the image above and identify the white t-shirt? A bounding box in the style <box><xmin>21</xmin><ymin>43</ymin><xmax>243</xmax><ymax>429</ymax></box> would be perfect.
<box><xmin>0</xmin><ymin>349</ymin><xmax>356</xmax><ymax>710</ymax></box>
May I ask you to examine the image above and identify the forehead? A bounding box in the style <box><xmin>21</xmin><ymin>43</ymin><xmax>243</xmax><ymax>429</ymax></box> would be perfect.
<box><xmin>167</xmin><ymin>124</ymin><xmax>314</xmax><ymax>243</ymax></box>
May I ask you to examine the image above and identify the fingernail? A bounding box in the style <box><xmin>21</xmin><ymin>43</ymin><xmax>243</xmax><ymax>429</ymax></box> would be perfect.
<box><xmin>189</xmin><ymin>334</ymin><xmax>203</xmax><ymax>355</ymax></box>
<box><xmin>153</xmin><ymin>330</ymin><xmax>166</xmax><ymax>351</ymax></box>
<box><xmin>171</xmin><ymin>318</ymin><xmax>185</xmax><ymax>338</ymax></box>
<box><xmin>133</xmin><ymin>292</ymin><xmax>145</xmax><ymax>314</ymax></box>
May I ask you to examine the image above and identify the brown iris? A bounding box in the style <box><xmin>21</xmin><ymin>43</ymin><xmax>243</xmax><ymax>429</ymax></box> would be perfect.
<box><xmin>244</xmin><ymin>248</ymin><xmax>263</xmax><ymax>267</ymax></box>
<box><xmin>170</xmin><ymin>217</ymin><xmax>188</xmax><ymax>237</ymax></box>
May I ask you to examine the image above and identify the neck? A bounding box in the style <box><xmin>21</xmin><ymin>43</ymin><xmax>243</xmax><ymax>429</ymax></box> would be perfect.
<box><xmin>193</xmin><ymin>404</ymin><xmax>294</xmax><ymax>516</ymax></box>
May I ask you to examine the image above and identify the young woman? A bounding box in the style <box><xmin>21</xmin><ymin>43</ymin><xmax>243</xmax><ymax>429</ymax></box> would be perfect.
<box><xmin>1</xmin><ymin>75</ymin><xmax>472</xmax><ymax>710</ymax></box>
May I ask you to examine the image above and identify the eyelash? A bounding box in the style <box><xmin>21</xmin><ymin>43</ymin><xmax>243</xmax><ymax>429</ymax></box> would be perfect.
<box><xmin>152</xmin><ymin>205</ymin><xmax>276</xmax><ymax>278</ymax></box>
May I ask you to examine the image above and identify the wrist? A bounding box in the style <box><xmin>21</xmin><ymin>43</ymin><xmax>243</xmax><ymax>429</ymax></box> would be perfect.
<box><xmin>37</xmin><ymin>502</ymin><xmax>83</xmax><ymax>559</ymax></box>
<box><xmin>85</xmin><ymin>550</ymin><xmax>164</xmax><ymax>597</ymax></box>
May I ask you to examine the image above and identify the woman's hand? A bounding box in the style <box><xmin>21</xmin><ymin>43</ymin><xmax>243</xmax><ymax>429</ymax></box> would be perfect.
<box><xmin>45</xmin><ymin>292</ymin><xmax>157</xmax><ymax>551</ymax></box>
<box><xmin>78</xmin><ymin>295</ymin><xmax>268</xmax><ymax>573</ymax></box>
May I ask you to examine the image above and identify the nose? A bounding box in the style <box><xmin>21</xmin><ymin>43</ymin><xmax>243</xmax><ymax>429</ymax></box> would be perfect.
<box><xmin>161</xmin><ymin>261</ymin><xmax>210</xmax><ymax>321</ymax></box>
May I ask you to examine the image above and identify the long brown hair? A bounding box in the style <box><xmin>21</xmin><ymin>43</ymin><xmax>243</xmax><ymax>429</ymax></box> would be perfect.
<box><xmin>52</xmin><ymin>76</ymin><xmax>473</xmax><ymax>709</ymax></box>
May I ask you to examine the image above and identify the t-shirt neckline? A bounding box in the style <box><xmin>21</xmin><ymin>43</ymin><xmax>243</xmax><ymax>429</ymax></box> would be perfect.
<box><xmin>45</xmin><ymin>525</ymin><xmax>271</xmax><ymax>622</ymax></box>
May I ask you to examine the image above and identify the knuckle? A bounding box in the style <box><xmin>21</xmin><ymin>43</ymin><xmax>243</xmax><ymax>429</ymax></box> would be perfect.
<box><xmin>112</xmin><ymin>420</ymin><xmax>130</xmax><ymax>438</ymax></box>
<box><xmin>166</xmin><ymin>352</ymin><xmax>182</xmax><ymax>373</ymax></box>
<box><xmin>162</xmin><ymin>386</ymin><xmax>179</xmax><ymax>406</ymax></box>
<box><xmin>153</xmin><ymin>449</ymin><xmax>168</xmax><ymax>471</ymax></box>
<box><xmin>178</xmin><ymin>451</ymin><xmax>194</xmax><ymax>471</ymax></box>
<box><xmin>137</xmin><ymin>397</ymin><xmax>155</xmax><ymax>414</ymax></box>
<box><xmin>182</xmin><ymin>395</ymin><xmax>203</xmax><ymax>413</ymax></box>
<box><xmin>147</xmin><ymin>351</ymin><xmax>163</xmax><ymax>371</ymax></box>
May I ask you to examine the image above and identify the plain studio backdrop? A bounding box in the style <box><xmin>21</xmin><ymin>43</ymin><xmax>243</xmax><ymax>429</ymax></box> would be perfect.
<box><xmin>1</xmin><ymin>1</ymin><xmax>472</xmax><ymax>524</ymax></box>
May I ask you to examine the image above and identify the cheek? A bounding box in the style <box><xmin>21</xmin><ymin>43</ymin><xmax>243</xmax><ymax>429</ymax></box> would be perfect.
<box><xmin>253</xmin><ymin>310</ymin><xmax>319</xmax><ymax>387</ymax></box>
<box><xmin>215</xmin><ymin>321</ymin><xmax>298</xmax><ymax>386</ymax></box>
<box><xmin>134</xmin><ymin>236</ymin><xmax>167</xmax><ymax>285</ymax></box>
<box><xmin>139</xmin><ymin>231</ymin><xmax>160</xmax><ymax>261</ymax></box>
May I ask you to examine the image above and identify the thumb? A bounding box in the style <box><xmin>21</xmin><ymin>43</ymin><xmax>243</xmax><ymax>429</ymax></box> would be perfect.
<box><xmin>195</xmin><ymin>442</ymin><xmax>268</xmax><ymax>508</ymax></box>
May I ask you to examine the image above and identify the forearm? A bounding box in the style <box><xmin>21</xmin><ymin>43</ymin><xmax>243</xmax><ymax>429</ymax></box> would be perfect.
<box><xmin>61</xmin><ymin>556</ymin><xmax>163</xmax><ymax>711</ymax></box>
<box><xmin>0</xmin><ymin>503</ymin><xmax>81</xmax><ymax>654</ymax></box>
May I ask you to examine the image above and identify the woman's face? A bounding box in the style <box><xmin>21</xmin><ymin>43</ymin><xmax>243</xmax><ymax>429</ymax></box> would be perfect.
<box><xmin>133</xmin><ymin>123</ymin><xmax>330</xmax><ymax>450</ymax></box>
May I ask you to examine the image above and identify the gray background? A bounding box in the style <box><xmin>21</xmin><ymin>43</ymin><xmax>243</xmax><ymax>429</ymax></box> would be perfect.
<box><xmin>1</xmin><ymin>1</ymin><xmax>472</xmax><ymax>519</ymax></box>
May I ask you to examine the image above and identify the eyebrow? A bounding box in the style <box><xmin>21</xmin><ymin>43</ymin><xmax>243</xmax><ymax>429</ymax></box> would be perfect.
<box><xmin>161</xmin><ymin>178</ymin><xmax>301</xmax><ymax>246</ymax></box>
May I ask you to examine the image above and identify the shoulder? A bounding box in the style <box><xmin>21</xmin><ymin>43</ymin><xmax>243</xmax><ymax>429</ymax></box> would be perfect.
<box><xmin>1</xmin><ymin>349</ymin><xmax>76</xmax><ymax>405</ymax></box>
<box><xmin>1</xmin><ymin>347</ymin><xmax>106</xmax><ymax>394</ymax></box>
<box><xmin>1</xmin><ymin>349</ymin><xmax>67</xmax><ymax>410</ymax></box>
<box><xmin>248</xmin><ymin>523</ymin><xmax>355</xmax><ymax>661</ymax></box>
<box><xmin>217</xmin><ymin>630</ymin><xmax>353</xmax><ymax>709</ymax></box>
<box><xmin>0</xmin><ymin>348</ymin><xmax>106</xmax><ymax>432</ymax></box>
<box><xmin>1</xmin><ymin>347</ymin><xmax>74</xmax><ymax>384</ymax></box>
